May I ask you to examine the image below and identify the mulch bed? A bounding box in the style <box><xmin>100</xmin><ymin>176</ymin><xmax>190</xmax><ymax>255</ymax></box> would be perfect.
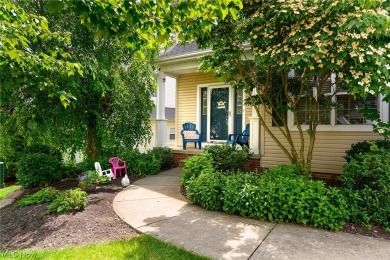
<box><xmin>0</xmin><ymin>175</ymin><xmax>143</xmax><ymax>251</ymax></box>
<box><xmin>342</xmin><ymin>222</ymin><xmax>390</xmax><ymax>240</ymax></box>
<box><xmin>1</xmin><ymin>175</ymin><xmax>388</xmax><ymax>252</ymax></box>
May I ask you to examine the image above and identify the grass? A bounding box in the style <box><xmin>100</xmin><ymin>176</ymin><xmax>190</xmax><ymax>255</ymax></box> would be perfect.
<box><xmin>0</xmin><ymin>235</ymin><xmax>210</xmax><ymax>260</ymax></box>
<box><xmin>0</xmin><ymin>185</ymin><xmax>21</xmax><ymax>200</ymax></box>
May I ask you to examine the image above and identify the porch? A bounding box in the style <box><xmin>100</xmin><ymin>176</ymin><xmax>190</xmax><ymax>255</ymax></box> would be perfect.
<box><xmin>171</xmin><ymin>143</ymin><xmax>262</xmax><ymax>172</ymax></box>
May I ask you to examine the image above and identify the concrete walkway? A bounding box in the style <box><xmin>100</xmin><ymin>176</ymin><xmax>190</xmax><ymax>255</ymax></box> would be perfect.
<box><xmin>113</xmin><ymin>168</ymin><xmax>390</xmax><ymax>260</ymax></box>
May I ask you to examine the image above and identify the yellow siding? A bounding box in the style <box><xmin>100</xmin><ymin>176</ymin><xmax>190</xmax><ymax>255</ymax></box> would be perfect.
<box><xmin>244</xmin><ymin>100</ymin><xmax>252</xmax><ymax>125</ymax></box>
<box><xmin>176</xmin><ymin>72</ymin><xmax>379</xmax><ymax>174</ymax></box>
<box><xmin>176</xmin><ymin>72</ymin><xmax>221</xmax><ymax>147</ymax></box>
<box><xmin>260</xmin><ymin>109</ymin><xmax>382</xmax><ymax>174</ymax></box>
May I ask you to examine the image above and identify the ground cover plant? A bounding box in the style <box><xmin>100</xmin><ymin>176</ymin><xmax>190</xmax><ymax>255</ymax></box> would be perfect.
<box><xmin>17</xmin><ymin>186</ymin><xmax>87</xmax><ymax>215</ymax></box>
<box><xmin>183</xmin><ymin>141</ymin><xmax>390</xmax><ymax>233</ymax></box>
<box><xmin>17</xmin><ymin>187</ymin><xmax>59</xmax><ymax>207</ymax></box>
<box><xmin>46</xmin><ymin>188</ymin><xmax>87</xmax><ymax>214</ymax></box>
<box><xmin>184</xmin><ymin>163</ymin><xmax>348</xmax><ymax>230</ymax></box>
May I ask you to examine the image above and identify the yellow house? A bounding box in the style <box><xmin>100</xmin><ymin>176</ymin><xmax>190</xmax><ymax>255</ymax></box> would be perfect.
<box><xmin>154</xmin><ymin>42</ymin><xmax>388</xmax><ymax>178</ymax></box>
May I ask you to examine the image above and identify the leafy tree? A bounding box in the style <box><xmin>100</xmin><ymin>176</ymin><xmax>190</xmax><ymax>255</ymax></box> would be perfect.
<box><xmin>196</xmin><ymin>0</ymin><xmax>389</xmax><ymax>174</ymax></box>
<box><xmin>0</xmin><ymin>1</ymin><xmax>155</xmax><ymax>164</ymax></box>
<box><xmin>0</xmin><ymin>0</ymin><xmax>81</xmax><ymax>105</ymax></box>
<box><xmin>0</xmin><ymin>0</ymin><xmax>244</xmax><ymax>176</ymax></box>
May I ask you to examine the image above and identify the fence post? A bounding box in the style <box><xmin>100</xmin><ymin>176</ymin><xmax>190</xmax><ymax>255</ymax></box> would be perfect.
<box><xmin>0</xmin><ymin>162</ymin><xmax>5</xmax><ymax>188</ymax></box>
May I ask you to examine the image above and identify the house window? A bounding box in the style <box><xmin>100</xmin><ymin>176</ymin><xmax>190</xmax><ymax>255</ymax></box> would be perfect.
<box><xmin>295</xmin><ymin>98</ymin><xmax>331</xmax><ymax>125</ymax></box>
<box><xmin>293</xmin><ymin>72</ymin><xmax>380</xmax><ymax>127</ymax></box>
<box><xmin>202</xmin><ymin>90</ymin><xmax>207</xmax><ymax>115</ymax></box>
<box><xmin>272</xmin><ymin>102</ymin><xmax>288</xmax><ymax>126</ymax></box>
<box><xmin>236</xmin><ymin>90</ymin><xmax>243</xmax><ymax>114</ymax></box>
<box><xmin>335</xmin><ymin>94</ymin><xmax>377</xmax><ymax>125</ymax></box>
<box><xmin>295</xmin><ymin>74</ymin><xmax>332</xmax><ymax>125</ymax></box>
<box><xmin>169</xmin><ymin>128</ymin><xmax>175</xmax><ymax>140</ymax></box>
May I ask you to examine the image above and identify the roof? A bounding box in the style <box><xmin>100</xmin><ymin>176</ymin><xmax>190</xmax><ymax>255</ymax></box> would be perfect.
<box><xmin>150</xmin><ymin>107</ymin><xmax>175</xmax><ymax>120</ymax></box>
<box><xmin>158</xmin><ymin>41</ymin><xmax>200</xmax><ymax>59</ymax></box>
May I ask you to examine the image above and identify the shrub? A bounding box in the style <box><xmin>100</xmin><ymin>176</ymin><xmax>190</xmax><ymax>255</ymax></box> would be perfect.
<box><xmin>186</xmin><ymin>166</ymin><xmax>348</xmax><ymax>230</ymax></box>
<box><xmin>222</xmin><ymin>172</ymin><xmax>348</xmax><ymax>230</ymax></box>
<box><xmin>16</xmin><ymin>153</ymin><xmax>63</xmax><ymax>189</ymax></box>
<box><xmin>46</xmin><ymin>188</ymin><xmax>87</xmax><ymax>214</ymax></box>
<box><xmin>182</xmin><ymin>153</ymin><xmax>214</xmax><ymax>187</ymax></box>
<box><xmin>187</xmin><ymin>171</ymin><xmax>226</xmax><ymax>211</ymax></box>
<box><xmin>61</xmin><ymin>164</ymin><xmax>84</xmax><ymax>179</ymax></box>
<box><xmin>342</xmin><ymin>149</ymin><xmax>390</xmax><ymax>192</ymax></box>
<box><xmin>76</xmin><ymin>155</ymin><xmax>111</xmax><ymax>174</ymax></box>
<box><xmin>98</xmin><ymin>175</ymin><xmax>112</xmax><ymax>185</ymax></box>
<box><xmin>262</xmin><ymin>164</ymin><xmax>304</xmax><ymax>180</ymax></box>
<box><xmin>17</xmin><ymin>187</ymin><xmax>59</xmax><ymax>207</ymax></box>
<box><xmin>345</xmin><ymin>139</ymin><xmax>390</xmax><ymax>162</ymax></box>
<box><xmin>136</xmin><ymin>154</ymin><xmax>161</xmax><ymax>175</ymax></box>
<box><xmin>204</xmin><ymin>144</ymin><xmax>252</xmax><ymax>172</ymax></box>
<box><xmin>341</xmin><ymin>150</ymin><xmax>390</xmax><ymax>228</ymax></box>
<box><xmin>22</xmin><ymin>144</ymin><xmax>62</xmax><ymax>163</ymax></box>
<box><xmin>124</xmin><ymin>149</ymin><xmax>143</xmax><ymax>174</ymax></box>
<box><xmin>147</xmin><ymin>147</ymin><xmax>174</xmax><ymax>170</ymax></box>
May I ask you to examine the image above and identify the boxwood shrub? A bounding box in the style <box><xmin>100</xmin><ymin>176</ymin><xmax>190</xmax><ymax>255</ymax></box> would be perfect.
<box><xmin>46</xmin><ymin>188</ymin><xmax>87</xmax><ymax>214</ymax></box>
<box><xmin>147</xmin><ymin>147</ymin><xmax>174</xmax><ymax>170</ymax></box>
<box><xmin>345</xmin><ymin>139</ymin><xmax>390</xmax><ymax>162</ymax></box>
<box><xmin>16</xmin><ymin>153</ymin><xmax>63</xmax><ymax>189</ymax></box>
<box><xmin>341</xmin><ymin>150</ymin><xmax>390</xmax><ymax>228</ymax></box>
<box><xmin>204</xmin><ymin>144</ymin><xmax>252</xmax><ymax>172</ymax></box>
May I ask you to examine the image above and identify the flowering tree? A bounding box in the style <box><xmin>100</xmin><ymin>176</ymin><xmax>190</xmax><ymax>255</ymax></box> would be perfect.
<box><xmin>197</xmin><ymin>0</ymin><xmax>389</xmax><ymax>173</ymax></box>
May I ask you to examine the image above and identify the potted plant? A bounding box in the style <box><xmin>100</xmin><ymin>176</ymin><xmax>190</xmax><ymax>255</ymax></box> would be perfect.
<box><xmin>78</xmin><ymin>171</ymin><xmax>100</xmax><ymax>192</ymax></box>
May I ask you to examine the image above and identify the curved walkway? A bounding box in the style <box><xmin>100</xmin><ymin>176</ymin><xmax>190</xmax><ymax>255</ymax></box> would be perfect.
<box><xmin>113</xmin><ymin>168</ymin><xmax>390</xmax><ymax>260</ymax></box>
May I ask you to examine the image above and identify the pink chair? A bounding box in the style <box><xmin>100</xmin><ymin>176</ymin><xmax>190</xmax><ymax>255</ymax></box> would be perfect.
<box><xmin>109</xmin><ymin>157</ymin><xmax>128</xmax><ymax>180</ymax></box>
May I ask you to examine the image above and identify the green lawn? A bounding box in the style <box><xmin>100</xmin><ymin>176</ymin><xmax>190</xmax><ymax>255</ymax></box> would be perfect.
<box><xmin>0</xmin><ymin>185</ymin><xmax>21</xmax><ymax>200</ymax></box>
<box><xmin>0</xmin><ymin>235</ymin><xmax>210</xmax><ymax>260</ymax></box>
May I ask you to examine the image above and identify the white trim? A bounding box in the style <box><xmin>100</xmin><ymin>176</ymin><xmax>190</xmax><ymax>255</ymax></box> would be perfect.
<box><xmin>290</xmin><ymin>125</ymin><xmax>373</xmax><ymax>132</ymax></box>
<box><xmin>287</xmin><ymin>72</ymin><xmax>387</xmax><ymax>132</ymax></box>
<box><xmin>241</xmin><ymin>89</ymin><xmax>246</xmax><ymax>131</ymax></box>
<box><xmin>197</xmin><ymin>83</ymin><xmax>236</xmax><ymax>142</ymax></box>
<box><xmin>380</xmin><ymin>94</ymin><xmax>389</xmax><ymax>121</ymax></box>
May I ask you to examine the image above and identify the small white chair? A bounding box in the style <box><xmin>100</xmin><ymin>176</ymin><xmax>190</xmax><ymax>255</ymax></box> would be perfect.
<box><xmin>94</xmin><ymin>162</ymin><xmax>114</xmax><ymax>179</ymax></box>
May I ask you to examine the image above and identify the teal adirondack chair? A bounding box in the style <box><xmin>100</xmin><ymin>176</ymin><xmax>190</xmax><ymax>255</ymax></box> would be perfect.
<box><xmin>181</xmin><ymin>122</ymin><xmax>202</xmax><ymax>150</ymax></box>
<box><xmin>226</xmin><ymin>123</ymin><xmax>250</xmax><ymax>147</ymax></box>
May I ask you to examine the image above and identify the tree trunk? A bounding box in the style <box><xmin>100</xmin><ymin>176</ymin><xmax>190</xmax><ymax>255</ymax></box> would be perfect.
<box><xmin>86</xmin><ymin>115</ymin><xmax>99</xmax><ymax>159</ymax></box>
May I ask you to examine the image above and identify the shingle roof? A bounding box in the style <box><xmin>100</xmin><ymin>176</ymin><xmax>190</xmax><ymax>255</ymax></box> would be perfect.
<box><xmin>150</xmin><ymin>107</ymin><xmax>175</xmax><ymax>120</ymax></box>
<box><xmin>158</xmin><ymin>41</ymin><xmax>204</xmax><ymax>59</ymax></box>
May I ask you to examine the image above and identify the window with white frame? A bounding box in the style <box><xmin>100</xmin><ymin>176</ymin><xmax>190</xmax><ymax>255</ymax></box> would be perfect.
<box><xmin>295</xmin><ymin>74</ymin><xmax>332</xmax><ymax>125</ymax></box>
<box><xmin>169</xmin><ymin>128</ymin><xmax>175</xmax><ymax>140</ymax></box>
<box><xmin>293</xmin><ymin>72</ymin><xmax>380</xmax><ymax>127</ymax></box>
<box><xmin>335</xmin><ymin>93</ymin><xmax>378</xmax><ymax>125</ymax></box>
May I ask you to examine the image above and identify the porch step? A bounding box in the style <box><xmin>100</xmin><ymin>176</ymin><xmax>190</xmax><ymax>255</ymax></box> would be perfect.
<box><xmin>179</xmin><ymin>159</ymin><xmax>187</xmax><ymax>168</ymax></box>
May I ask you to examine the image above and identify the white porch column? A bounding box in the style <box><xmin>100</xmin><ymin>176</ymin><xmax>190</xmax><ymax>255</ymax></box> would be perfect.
<box><xmin>156</xmin><ymin>71</ymin><xmax>167</xmax><ymax>147</ymax></box>
<box><xmin>249</xmin><ymin>106</ymin><xmax>260</xmax><ymax>155</ymax></box>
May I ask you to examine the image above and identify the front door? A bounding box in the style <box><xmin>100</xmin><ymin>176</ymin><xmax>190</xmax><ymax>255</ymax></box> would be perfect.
<box><xmin>209</xmin><ymin>87</ymin><xmax>230</xmax><ymax>141</ymax></box>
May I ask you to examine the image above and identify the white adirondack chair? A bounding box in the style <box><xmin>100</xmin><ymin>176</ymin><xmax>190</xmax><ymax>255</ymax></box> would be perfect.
<box><xmin>94</xmin><ymin>162</ymin><xmax>114</xmax><ymax>179</ymax></box>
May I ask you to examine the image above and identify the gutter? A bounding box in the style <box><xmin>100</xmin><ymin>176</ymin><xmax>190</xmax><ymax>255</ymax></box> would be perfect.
<box><xmin>155</xmin><ymin>42</ymin><xmax>252</xmax><ymax>66</ymax></box>
<box><xmin>155</xmin><ymin>49</ymin><xmax>212</xmax><ymax>65</ymax></box>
